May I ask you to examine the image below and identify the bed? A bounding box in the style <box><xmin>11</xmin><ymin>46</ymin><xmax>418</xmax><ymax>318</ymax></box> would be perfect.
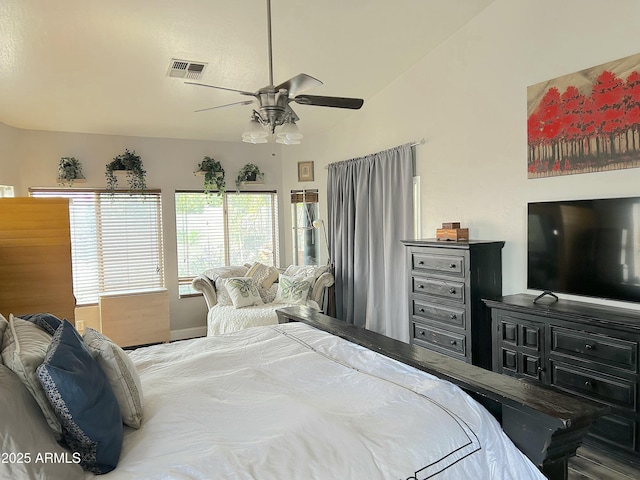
<box><xmin>1</xmin><ymin>308</ymin><xmax>605</xmax><ymax>480</ymax></box>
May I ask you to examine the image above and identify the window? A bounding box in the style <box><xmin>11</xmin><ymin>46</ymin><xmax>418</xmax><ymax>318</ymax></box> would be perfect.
<box><xmin>30</xmin><ymin>189</ymin><xmax>164</xmax><ymax>305</ymax></box>
<box><xmin>291</xmin><ymin>189</ymin><xmax>319</xmax><ymax>266</ymax></box>
<box><xmin>175</xmin><ymin>191</ymin><xmax>279</xmax><ymax>296</ymax></box>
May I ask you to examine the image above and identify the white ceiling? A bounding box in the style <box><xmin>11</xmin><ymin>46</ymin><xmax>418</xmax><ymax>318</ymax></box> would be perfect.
<box><xmin>0</xmin><ymin>0</ymin><xmax>494</xmax><ymax>142</ymax></box>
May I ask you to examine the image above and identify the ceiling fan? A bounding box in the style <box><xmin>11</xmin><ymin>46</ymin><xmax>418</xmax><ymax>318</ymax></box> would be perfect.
<box><xmin>185</xmin><ymin>0</ymin><xmax>364</xmax><ymax>145</ymax></box>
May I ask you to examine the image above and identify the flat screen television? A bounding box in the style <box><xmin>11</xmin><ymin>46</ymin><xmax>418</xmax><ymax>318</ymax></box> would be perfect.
<box><xmin>527</xmin><ymin>197</ymin><xmax>640</xmax><ymax>304</ymax></box>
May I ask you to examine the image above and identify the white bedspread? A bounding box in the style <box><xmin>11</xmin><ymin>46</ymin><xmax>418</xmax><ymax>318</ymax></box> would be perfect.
<box><xmin>93</xmin><ymin>323</ymin><xmax>545</xmax><ymax>480</ymax></box>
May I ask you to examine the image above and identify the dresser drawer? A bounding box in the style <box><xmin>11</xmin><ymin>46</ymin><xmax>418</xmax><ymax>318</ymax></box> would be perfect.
<box><xmin>413</xmin><ymin>322</ymin><xmax>466</xmax><ymax>356</ymax></box>
<box><xmin>412</xmin><ymin>252</ymin><xmax>464</xmax><ymax>277</ymax></box>
<box><xmin>551</xmin><ymin>327</ymin><xmax>637</xmax><ymax>373</ymax></box>
<box><xmin>412</xmin><ymin>300</ymin><xmax>465</xmax><ymax>328</ymax></box>
<box><xmin>551</xmin><ymin>362</ymin><xmax>636</xmax><ymax>410</ymax></box>
<box><xmin>412</xmin><ymin>276</ymin><xmax>465</xmax><ymax>302</ymax></box>
<box><xmin>590</xmin><ymin>414</ymin><xmax>636</xmax><ymax>451</ymax></box>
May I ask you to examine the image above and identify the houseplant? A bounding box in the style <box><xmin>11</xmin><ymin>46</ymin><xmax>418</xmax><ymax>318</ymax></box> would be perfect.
<box><xmin>57</xmin><ymin>157</ymin><xmax>84</xmax><ymax>186</ymax></box>
<box><xmin>235</xmin><ymin>163</ymin><xmax>264</xmax><ymax>189</ymax></box>
<box><xmin>196</xmin><ymin>156</ymin><xmax>226</xmax><ymax>195</ymax></box>
<box><xmin>105</xmin><ymin>149</ymin><xmax>146</xmax><ymax>193</ymax></box>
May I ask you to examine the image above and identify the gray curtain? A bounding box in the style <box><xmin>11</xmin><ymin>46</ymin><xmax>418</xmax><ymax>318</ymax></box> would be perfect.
<box><xmin>327</xmin><ymin>143</ymin><xmax>413</xmax><ymax>342</ymax></box>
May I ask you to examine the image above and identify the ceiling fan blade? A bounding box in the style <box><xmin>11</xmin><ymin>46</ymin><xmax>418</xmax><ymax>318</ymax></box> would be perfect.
<box><xmin>293</xmin><ymin>95</ymin><xmax>364</xmax><ymax>109</ymax></box>
<box><xmin>195</xmin><ymin>100</ymin><xmax>254</xmax><ymax>113</ymax></box>
<box><xmin>275</xmin><ymin>73</ymin><xmax>323</xmax><ymax>96</ymax></box>
<box><xmin>185</xmin><ymin>81</ymin><xmax>256</xmax><ymax>97</ymax></box>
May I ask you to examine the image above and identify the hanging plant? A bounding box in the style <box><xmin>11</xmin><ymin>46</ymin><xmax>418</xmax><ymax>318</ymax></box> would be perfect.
<box><xmin>57</xmin><ymin>157</ymin><xmax>84</xmax><ymax>186</ymax></box>
<box><xmin>196</xmin><ymin>156</ymin><xmax>226</xmax><ymax>195</ymax></box>
<box><xmin>235</xmin><ymin>163</ymin><xmax>264</xmax><ymax>189</ymax></box>
<box><xmin>105</xmin><ymin>149</ymin><xmax>146</xmax><ymax>193</ymax></box>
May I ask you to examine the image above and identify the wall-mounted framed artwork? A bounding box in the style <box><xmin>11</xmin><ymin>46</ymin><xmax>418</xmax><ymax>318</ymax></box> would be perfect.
<box><xmin>298</xmin><ymin>161</ymin><xmax>314</xmax><ymax>182</ymax></box>
<box><xmin>527</xmin><ymin>51</ymin><xmax>640</xmax><ymax>178</ymax></box>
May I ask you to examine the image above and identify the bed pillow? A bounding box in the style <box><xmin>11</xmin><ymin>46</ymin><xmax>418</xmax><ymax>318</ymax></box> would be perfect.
<box><xmin>0</xmin><ymin>365</ymin><xmax>84</xmax><ymax>480</ymax></box>
<box><xmin>37</xmin><ymin>320</ymin><xmax>123</xmax><ymax>474</ymax></box>
<box><xmin>0</xmin><ymin>314</ymin><xmax>7</xmax><ymax>365</ymax></box>
<box><xmin>19</xmin><ymin>312</ymin><xmax>63</xmax><ymax>336</ymax></box>
<box><xmin>246</xmin><ymin>262</ymin><xmax>280</xmax><ymax>289</ymax></box>
<box><xmin>202</xmin><ymin>265</ymin><xmax>249</xmax><ymax>306</ymax></box>
<box><xmin>224</xmin><ymin>277</ymin><xmax>264</xmax><ymax>309</ymax></box>
<box><xmin>83</xmin><ymin>328</ymin><xmax>144</xmax><ymax>429</ymax></box>
<box><xmin>1</xmin><ymin>314</ymin><xmax>61</xmax><ymax>434</ymax></box>
<box><xmin>273</xmin><ymin>275</ymin><xmax>314</xmax><ymax>305</ymax></box>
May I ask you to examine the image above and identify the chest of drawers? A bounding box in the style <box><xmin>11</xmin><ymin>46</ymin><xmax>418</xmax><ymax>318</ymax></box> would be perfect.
<box><xmin>402</xmin><ymin>239</ymin><xmax>504</xmax><ymax>369</ymax></box>
<box><xmin>485</xmin><ymin>294</ymin><xmax>640</xmax><ymax>462</ymax></box>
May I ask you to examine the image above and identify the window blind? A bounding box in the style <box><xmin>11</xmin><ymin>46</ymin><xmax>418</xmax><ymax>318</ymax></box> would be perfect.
<box><xmin>30</xmin><ymin>189</ymin><xmax>164</xmax><ymax>305</ymax></box>
<box><xmin>175</xmin><ymin>191</ymin><xmax>279</xmax><ymax>295</ymax></box>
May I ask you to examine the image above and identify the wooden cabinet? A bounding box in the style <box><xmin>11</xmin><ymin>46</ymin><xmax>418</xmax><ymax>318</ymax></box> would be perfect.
<box><xmin>486</xmin><ymin>294</ymin><xmax>640</xmax><ymax>463</ymax></box>
<box><xmin>402</xmin><ymin>239</ymin><xmax>504</xmax><ymax>369</ymax></box>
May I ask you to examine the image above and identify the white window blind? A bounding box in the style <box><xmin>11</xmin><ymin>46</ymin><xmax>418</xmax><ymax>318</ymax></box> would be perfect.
<box><xmin>175</xmin><ymin>191</ymin><xmax>279</xmax><ymax>295</ymax></box>
<box><xmin>31</xmin><ymin>189</ymin><xmax>165</xmax><ymax>305</ymax></box>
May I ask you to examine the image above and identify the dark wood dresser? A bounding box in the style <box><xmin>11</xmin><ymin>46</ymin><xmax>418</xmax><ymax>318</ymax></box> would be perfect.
<box><xmin>485</xmin><ymin>294</ymin><xmax>640</xmax><ymax>464</ymax></box>
<box><xmin>402</xmin><ymin>239</ymin><xmax>504</xmax><ymax>370</ymax></box>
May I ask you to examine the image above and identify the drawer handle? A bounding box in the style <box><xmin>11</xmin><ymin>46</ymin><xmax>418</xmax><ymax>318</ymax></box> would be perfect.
<box><xmin>584</xmin><ymin>380</ymin><xmax>593</xmax><ymax>388</ymax></box>
<box><xmin>450</xmin><ymin>314</ymin><xmax>457</xmax><ymax>320</ymax></box>
<box><xmin>537</xmin><ymin>366</ymin><xmax>545</xmax><ymax>373</ymax></box>
<box><xmin>449</xmin><ymin>263</ymin><xmax>456</xmax><ymax>269</ymax></box>
<box><xmin>419</xmin><ymin>308</ymin><xmax>425</xmax><ymax>313</ymax></box>
<box><xmin>585</xmin><ymin>344</ymin><xmax>594</xmax><ymax>350</ymax></box>
<box><xmin>419</xmin><ymin>330</ymin><xmax>426</xmax><ymax>336</ymax></box>
<box><xmin>418</xmin><ymin>261</ymin><xmax>424</xmax><ymax>265</ymax></box>
<box><xmin>450</xmin><ymin>340</ymin><xmax>457</xmax><ymax>346</ymax></box>
<box><xmin>418</xmin><ymin>284</ymin><xmax>424</xmax><ymax>289</ymax></box>
<box><xmin>449</xmin><ymin>287</ymin><xmax>456</xmax><ymax>294</ymax></box>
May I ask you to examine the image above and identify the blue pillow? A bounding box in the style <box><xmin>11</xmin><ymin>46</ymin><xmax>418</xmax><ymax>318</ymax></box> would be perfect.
<box><xmin>36</xmin><ymin>320</ymin><xmax>123</xmax><ymax>474</ymax></box>
<box><xmin>20</xmin><ymin>313</ymin><xmax>62</xmax><ymax>336</ymax></box>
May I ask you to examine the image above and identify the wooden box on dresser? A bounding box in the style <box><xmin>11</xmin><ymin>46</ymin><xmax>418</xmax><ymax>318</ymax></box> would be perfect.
<box><xmin>484</xmin><ymin>293</ymin><xmax>640</xmax><ymax>465</ymax></box>
<box><xmin>401</xmin><ymin>239</ymin><xmax>504</xmax><ymax>370</ymax></box>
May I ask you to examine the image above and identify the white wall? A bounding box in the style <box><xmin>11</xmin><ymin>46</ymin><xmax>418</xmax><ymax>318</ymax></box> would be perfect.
<box><xmin>1</xmin><ymin>125</ymin><xmax>285</xmax><ymax>332</ymax></box>
<box><xmin>282</xmin><ymin>0</ymin><xmax>640</xmax><ymax>311</ymax></box>
<box><xmin>0</xmin><ymin>122</ymin><xmax>21</xmax><ymax>189</ymax></box>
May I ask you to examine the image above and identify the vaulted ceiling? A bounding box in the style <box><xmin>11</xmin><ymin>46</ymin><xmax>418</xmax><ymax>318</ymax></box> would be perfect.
<box><xmin>0</xmin><ymin>0</ymin><xmax>494</xmax><ymax>142</ymax></box>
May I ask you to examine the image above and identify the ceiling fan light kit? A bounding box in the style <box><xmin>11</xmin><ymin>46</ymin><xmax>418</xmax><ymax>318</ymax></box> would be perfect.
<box><xmin>188</xmin><ymin>0</ymin><xmax>364</xmax><ymax>145</ymax></box>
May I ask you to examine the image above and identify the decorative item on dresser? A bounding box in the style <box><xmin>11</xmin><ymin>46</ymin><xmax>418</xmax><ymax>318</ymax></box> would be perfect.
<box><xmin>402</xmin><ymin>239</ymin><xmax>504</xmax><ymax>370</ymax></box>
<box><xmin>484</xmin><ymin>294</ymin><xmax>640</xmax><ymax>467</ymax></box>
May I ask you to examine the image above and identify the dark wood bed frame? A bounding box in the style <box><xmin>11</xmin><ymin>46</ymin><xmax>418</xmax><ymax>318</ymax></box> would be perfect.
<box><xmin>277</xmin><ymin>306</ymin><xmax>609</xmax><ymax>480</ymax></box>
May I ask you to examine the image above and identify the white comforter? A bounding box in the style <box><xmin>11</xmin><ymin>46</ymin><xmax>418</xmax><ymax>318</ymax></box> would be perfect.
<box><xmin>94</xmin><ymin>323</ymin><xmax>544</xmax><ymax>480</ymax></box>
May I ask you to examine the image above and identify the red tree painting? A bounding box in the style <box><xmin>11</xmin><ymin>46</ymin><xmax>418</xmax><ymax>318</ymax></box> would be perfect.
<box><xmin>527</xmin><ymin>52</ymin><xmax>640</xmax><ymax>178</ymax></box>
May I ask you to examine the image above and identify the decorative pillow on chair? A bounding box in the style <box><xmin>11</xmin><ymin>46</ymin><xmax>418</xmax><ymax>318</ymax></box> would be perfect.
<box><xmin>246</xmin><ymin>262</ymin><xmax>280</xmax><ymax>289</ymax></box>
<box><xmin>273</xmin><ymin>275</ymin><xmax>314</xmax><ymax>305</ymax></box>
<box><xmin>202</xmin><ymin>265</ymin><xmax>249</xmax><ymax>306</ymax></box>
<box><xmin>1</xmin><ymin>314</ymin><xmax>61</xmax><ymax>434</ymax></box>
<box><xmin>284</xmin><ymin>264</ymin><xmax>329</xmax><ymax>284</ymax></box>
<box><xmin>36</xmin><ymin>320</ymin><xmax>123</xmax><ymax>474</ymax></box>
<box><xmin>83</xmin><ymin>328</ymin><xmax>144</xmax><ymax>429</ymax></box>
<box><xmin>224</xmin><ymin>277</ymin><xmax>264</xmax><ymax>309</ymax></box>
<box><xmin>19</xmin><ymin>312</ymin><xmax>62</xmax><ymax>336</ymax></box>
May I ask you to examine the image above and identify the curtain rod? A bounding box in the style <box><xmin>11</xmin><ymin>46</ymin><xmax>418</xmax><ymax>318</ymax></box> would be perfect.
<box><xmin>323</xmin><ymin>138</ymin><xmax>426</xmax><ymax>170</ymax></box>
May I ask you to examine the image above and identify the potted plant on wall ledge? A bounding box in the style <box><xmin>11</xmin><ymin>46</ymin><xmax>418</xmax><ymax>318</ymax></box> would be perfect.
<box><xmin>235</xmin><ymin>163</ymin><xmax>265</xmax><ymax>189</ymax></box>
<box><xmin>57</xmin><ymin>157</ymin><xmax>85</xmax><ymax>186</ymax></box>
<box><xmin>195</xmin><ymin>156</ymin><xmax>226</xmax><ymax>195</ymax></box>
<box><xmin>105</xmin><ymin>149</ymin><xmax>146</xmax><ymax>193</ymax></box>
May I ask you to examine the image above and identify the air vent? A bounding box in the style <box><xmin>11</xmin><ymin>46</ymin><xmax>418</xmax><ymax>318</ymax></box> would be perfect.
<box><xmin>167</xmin><ymin>59</ymin><xmax>208</xmax><ymax>80</ymax></box>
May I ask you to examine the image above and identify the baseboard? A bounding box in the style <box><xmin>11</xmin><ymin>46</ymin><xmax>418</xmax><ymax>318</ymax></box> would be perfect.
<box><xmin>170</xmin><ymin>326</ymin><xmax>207</xmax><ymax>341</ymax></box>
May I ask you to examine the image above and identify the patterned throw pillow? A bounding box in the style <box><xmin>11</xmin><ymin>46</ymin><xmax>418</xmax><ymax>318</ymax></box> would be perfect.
<box><xmin>202</xmin><ymin>266</ymin><xmax>249</xmax><ymax>306</ymax></box>
<box><xmin>273</xmin><ymin>275</ymin><xmax>314</xmax><ymax>305</ymax></box>
<box><xmin>83</xmin><ymin>328</ymin><xmax>144</xmax><ymax>429</ymax></box>
<box><xmin>224</xmin><ymin>277</ymin><xmax>264</xmax><ymax>309</ymax></box>
<box><xmin>19</xmin><ymin>312</ymin><xmax>62</xmax><ymax>336</ymax></box>
<box><xmin>284</xmin><ymin>264</ymin><xmax>329</xmax><ymax>284</ymax></box>
<box><xmin>37</xmin><ymin>320</ymin><xmax>123</xmax><ymax>474</ymax></box>
<box><xmin>1</xmin><ymin>314</ymin><xmax>61</xmax><ymax>434</ymax></box>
